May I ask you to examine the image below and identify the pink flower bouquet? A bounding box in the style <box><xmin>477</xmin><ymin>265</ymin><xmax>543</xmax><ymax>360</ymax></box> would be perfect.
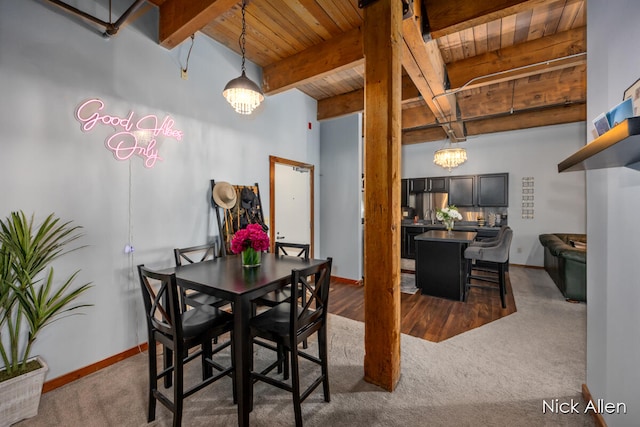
<box><xmin>231</xmin><ymin>223</ymin><xmax>270</xmax><ymax>267</ymax></box>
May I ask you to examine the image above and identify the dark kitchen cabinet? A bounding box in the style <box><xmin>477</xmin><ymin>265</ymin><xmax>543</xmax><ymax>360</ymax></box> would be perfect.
<box><xmin>448</xmin><ymin>175</ymin><xmax>475</xmax><ymax>207</ymax></box>
<box><xmin>405</xmin><ymin>226</ymin><xmax>427</xmax><ymax>259</ymax></box>
<box><xmin>426</xmin><ymin>177</ymin><xmax>448</xmax><ymax>192</ymax></box>
<box><xmin>401</xmin><ymin>179</ymin><xmax>410</xmax><ymax>207</ymax></box>
<box><xmin>477</xmin><ymin>173</ymin><xmax>509</xmax><ymax>207</ymax></box>
<box><xmin>409</xmin><ymin>178</ymin><xmax>426</xmax><ymax>193</ymax></box>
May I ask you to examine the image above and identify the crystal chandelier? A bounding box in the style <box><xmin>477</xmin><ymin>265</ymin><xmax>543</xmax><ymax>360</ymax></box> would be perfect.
<box><xmin>222</xmin><ymin>0</ymin><xmax>264</xmax><ymax>114</ymax></box>
<box><xmin>434</xmin><ymin>145</ymin><xmax>467</xmax><ymax>171</ymax></box>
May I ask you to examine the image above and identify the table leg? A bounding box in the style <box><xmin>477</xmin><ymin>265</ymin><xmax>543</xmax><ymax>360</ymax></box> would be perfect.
<box><xmin>234</xmin><ymin>297</ymin><xmax>251</xmax><ymax>427</ymax></box>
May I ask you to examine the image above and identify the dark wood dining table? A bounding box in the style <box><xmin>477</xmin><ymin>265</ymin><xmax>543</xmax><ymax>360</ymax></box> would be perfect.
<box><xmin>172</xmin><ymin>252</ymin><xmax>327</xmax><ymax>427</ymax></box>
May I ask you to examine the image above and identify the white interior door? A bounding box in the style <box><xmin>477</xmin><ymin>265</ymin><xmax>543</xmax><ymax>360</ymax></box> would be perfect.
<box><xmin>274</xmin><ymin>163</ymin><xmax>311</xmax><ymax>247</ymax></box>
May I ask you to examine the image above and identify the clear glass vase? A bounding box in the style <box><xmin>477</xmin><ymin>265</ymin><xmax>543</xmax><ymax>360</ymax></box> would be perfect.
<box><xmin>241</xmin><ymin>247</ymin><xmax>261</xmax><ymax>268</ymax></box>
<box><xmin>444</xmin><ymin>218</ymin><xmax>455</xmax><ymax>233</ymax></box>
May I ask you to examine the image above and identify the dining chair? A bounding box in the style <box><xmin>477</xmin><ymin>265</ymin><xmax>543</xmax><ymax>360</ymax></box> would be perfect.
<box><xmin>256</xmin><ymin>242</ymin><xmax>310</xmax><ymax>307</ymax></box>
<box><xmin>137</xmin><ymin>265</ymin><xmax>236</xmax><ymax>427</ymax></box>
<box><xmin>174</xmin><ymin>242</ymin><xmax>229</xmax><ymax>312</ymax></box>
<box><xmin>249</xmin><ymin>257</ymin><xmax>333</xmax><ymax>427</ymax></box>
<box><xmin>463</xmin><ymin>228</ymin><xmax>513</xmax><ymax>308</ymax></box>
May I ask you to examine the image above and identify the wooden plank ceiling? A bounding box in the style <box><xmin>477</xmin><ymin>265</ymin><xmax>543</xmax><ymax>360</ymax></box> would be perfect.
<box><xmin>147</xmin><ymin>0</ymin><xmax>586</xmax><ymax>144</ymax></box>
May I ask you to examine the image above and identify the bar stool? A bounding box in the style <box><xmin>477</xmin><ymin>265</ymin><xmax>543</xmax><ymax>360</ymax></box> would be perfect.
<box><xmin>464</xmin><ymin>227</ymin><xmax>513</xmax><ymax>308</ymax></box>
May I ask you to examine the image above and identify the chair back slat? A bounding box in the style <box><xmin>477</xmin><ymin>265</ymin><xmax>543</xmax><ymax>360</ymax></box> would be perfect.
<box><xmin>137</xmin><ymin>265</ymin><xmax>182</xmax><ymax>338</ymax></box>
<box><xmin>289</xmin><ymin>258</ymin><xmax>332</xmax><ymax>338</ymax></box>
<box><xmin>174</xmin><ymin>242</ymin><xmax>219</xmax><ymax>266</ymax></box>
<box><xmin>275</xmin><ymin>242</ymin><xmax>310</xmax><ymax>260</ymax></box>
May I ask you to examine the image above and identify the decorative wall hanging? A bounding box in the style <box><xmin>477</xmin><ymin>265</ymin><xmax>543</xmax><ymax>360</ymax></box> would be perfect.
<box><xmin>521</xmin><ymin>176</ymin><xmax>534</xmax><ymax>219</ymax></box>
<box><xmin>74</xmin><ymin>98</ymin><xmax>184</xmax><ymax>168</ymax></box>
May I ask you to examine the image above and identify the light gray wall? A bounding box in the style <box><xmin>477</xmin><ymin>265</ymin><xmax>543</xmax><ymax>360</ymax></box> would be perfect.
<box><xmin>319</xmin><ymin>114</ymin><xmax>363</xmax><ymax>281</ymax></box>
<box><xmin>586</xmin><ymin>1</ymin><xmax>640</xmax><ymax>425</ymax></box>
<box><xmin>403</xmin><ymin>123</ymin><xmax>587</xmax><ymax>266</ymax></box>
<box><xmin>0</xmin><ymin>0</ymin><xmax>320</xmax><ymax>380</ymax></box>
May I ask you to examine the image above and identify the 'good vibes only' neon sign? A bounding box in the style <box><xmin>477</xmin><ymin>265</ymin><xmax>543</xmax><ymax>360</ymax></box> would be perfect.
<box><xmin>75</xmin><ymin>98</ymin><xmax>184</xmax><ymax>168</ymax></box>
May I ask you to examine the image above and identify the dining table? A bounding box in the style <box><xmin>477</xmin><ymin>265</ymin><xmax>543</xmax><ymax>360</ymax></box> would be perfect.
<box><xmin>172</xmin><ymin>252</ymin><xmax>327</xmax><ymax>427</ymax></box>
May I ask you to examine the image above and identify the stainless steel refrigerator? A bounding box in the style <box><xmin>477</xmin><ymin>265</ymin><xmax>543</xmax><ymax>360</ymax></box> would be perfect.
<box><xmin>417</xmin><ymin>192</ymin><xmax>448</xmax><ymax>222</ymax></box>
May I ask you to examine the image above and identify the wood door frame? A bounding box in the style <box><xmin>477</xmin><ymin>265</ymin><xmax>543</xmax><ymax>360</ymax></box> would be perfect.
<box><xmin>269</xmin><ymin>155</ymin><xmax>315</xmax><ymax>257</ymax></box>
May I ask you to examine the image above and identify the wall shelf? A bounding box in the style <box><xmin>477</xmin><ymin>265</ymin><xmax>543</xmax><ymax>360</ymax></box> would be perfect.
<box><xmin>558</xmin><ymin>117</ymin><xmax>640</xmax><ymax>172</ymax></box>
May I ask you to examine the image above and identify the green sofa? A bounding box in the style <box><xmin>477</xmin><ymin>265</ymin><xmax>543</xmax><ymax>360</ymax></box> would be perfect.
<box><xmin>538</xmin><ymin>233</ymin><xmax>586</xmax><ymax>302</ymax></box>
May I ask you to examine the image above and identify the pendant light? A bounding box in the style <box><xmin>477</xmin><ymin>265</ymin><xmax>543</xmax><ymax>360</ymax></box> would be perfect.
<box><xmin>223</xmin><ymin>0</ymin><xmax>264</xmax><ymax>114</ymax></box>
<box><xmin>434</xmin><ymin>143</ymin><xmax>467</xmax><ymax>171</ymax></box>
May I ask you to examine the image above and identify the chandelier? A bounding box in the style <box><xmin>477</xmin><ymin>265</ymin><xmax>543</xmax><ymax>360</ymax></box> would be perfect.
<box><xmin>222</xmin><ymin>0</ymin><xmax>264</xmax><ymax>114</ymax></box>
<box><xmin>434</xmin><ymin>145</ymin><xmax>467</xmax><ymax>171</ymax></box>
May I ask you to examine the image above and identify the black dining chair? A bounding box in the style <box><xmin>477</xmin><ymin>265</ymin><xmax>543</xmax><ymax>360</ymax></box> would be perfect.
<box><xmin>174</xmin><ymin>242</ymin><xmax>230</xmax><ymax>312</ymax></box>
<box><xmin>249</xmin><ymin>258</ymin><xmax>333</xmax><ymax>427</ymax></box>
<box><xmin>463</xmin><ymin>228</ymin><xmax>513</xmax><ymax>308</ymax></box>
<box><xmin>137</xmin><ymin>265</ymin><xmax>235</xmax><ymax>427</ymax></box>
<box><xmin>255</xmin><ymin>242</ymin><xmax>310</xmax><ymax>307</ymax></box>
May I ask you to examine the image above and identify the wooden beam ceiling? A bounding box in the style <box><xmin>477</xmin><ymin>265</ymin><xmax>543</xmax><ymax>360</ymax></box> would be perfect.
<box><xmin>148</xmin><ymin>0</ymin><xmax>587</xmax><ymax>144</ymax></box>
<box><xmin>157</xmin><ymin>0</ymin><xmax>238</xmax><ymax>49</ymax></box>
<box><xmin>262</xmin><ymin>27</ymin><xmax>364</xmax><ymax>95</ymax></box>
<box><xmin>317</xmin><ymin>75</ymin><xmax>422</xmax><ymax>120</ymax></box>
<box><xmin>402</xmin><ymin>9</ymin><xmax>466</xmax><ymax>141</ymax></box>
<box><xmin>423</xmin><ymin>0</ymin><xmax>549</xmax><ymax>39</ymax></box>
<box><xmin>445</xmin><ymin>27</ymin><xmax>586</xmax><ymax>88</ymax></box>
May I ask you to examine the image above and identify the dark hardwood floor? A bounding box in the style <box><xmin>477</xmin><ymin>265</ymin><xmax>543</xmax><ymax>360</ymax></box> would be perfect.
<box><xmin>328</xmin><ymin>269</ymin><xmax>516</xmax><ymax>343</ymax></box>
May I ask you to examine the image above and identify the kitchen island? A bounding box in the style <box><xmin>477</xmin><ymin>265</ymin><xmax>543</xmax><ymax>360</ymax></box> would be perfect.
<box><xmin>415</xmin><ymin>230</ymin><xmax>477</xmax><ymax>301</ymax></box>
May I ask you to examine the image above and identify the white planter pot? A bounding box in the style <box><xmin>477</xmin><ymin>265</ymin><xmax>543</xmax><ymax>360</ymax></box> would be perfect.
<box><xmin>0</xmin><ymin>356</ymin><xmax>48</xmax><ymax>427</ymax></box>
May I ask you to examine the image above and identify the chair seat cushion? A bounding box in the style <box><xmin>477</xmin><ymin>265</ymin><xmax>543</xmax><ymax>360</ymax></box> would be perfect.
<box><xmin>182</xmin><ymin>305</ymin><xmax>232</xmax><ymax>338</ymax></box>
<box><xmin>464</xmin><ymin>245</ymin><xmax>508</xmax><ymax>263</ymax></box>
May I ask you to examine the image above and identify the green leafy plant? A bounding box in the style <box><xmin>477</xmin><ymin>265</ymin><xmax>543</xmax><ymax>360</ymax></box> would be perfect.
<box><xmin>0</xmin><ymin>211</ymin><xmax>92</xmax><ymax>381</ymax></box>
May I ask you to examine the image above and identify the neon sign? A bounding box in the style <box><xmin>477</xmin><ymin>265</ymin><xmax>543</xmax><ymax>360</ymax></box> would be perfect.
<box><xmin>74</xmin><ymin>98</ymin><xmax>184</xmax><ymax>168</ymax></box>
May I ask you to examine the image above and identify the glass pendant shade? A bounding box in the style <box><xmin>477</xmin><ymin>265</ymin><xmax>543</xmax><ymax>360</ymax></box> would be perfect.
<box><xmin>434</xmin><ymin>147</ymin><xmax>467</xmax><ymax>171</ymax></box>
<box><xmin>223</xmin><ymin>71</ymin><xmax>264</xmax><ymax>115</ymax></box>
<box><xmin>222</xmin><ymin>0</ymin><xmax>264</xmax><ymax>115</ymax></box>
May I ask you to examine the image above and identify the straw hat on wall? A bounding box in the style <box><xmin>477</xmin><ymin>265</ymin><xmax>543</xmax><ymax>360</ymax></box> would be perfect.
<box><xmin>212</xmin><ymin>181</ymin><xmax>237</xmax><ymax>209</ymax></box>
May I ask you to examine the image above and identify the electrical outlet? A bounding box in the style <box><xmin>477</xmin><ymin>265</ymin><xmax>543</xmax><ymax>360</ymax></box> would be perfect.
<box><xmin>181</xmin><ymin>69</ymin><xmax>188</xmax><ymax>80</ymax></box>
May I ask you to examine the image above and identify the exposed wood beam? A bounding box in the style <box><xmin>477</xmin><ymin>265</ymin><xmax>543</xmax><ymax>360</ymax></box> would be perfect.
<box><xmin>402</xmin><ymin>126</ymin><xmax>448</xmax><ymax>144</ymax></box>
<box><xmin>464</xmin><ymin>102</ymin><xmax>586</xmax><ymax>135</ymax></box>
<box><xmin>446</xmin><ymin>27</ymin><xmax>586</xmax><ymax>88</ymax></box>
<box><xmin>424</xmin><ymin>0</ymin><xmax>549</xmax><ymax>39</ymax></box>
<box><xmin>402</xmin><ymin>105</ymin><xmax>437</xmax><ymax>129</ymax></box>
<box><xmin>158</xmin><ymin>0</ymin><xmax>237</xmax><ymax>49</ymax></box>
<box><xmin>402</xmin><ymin>8</ymin><xmax>466</xmax><ymax>140</ymax></box>
<box><xmin>402</xmin><ymin>102</ymin><xmax>585</xmax><ymax>144</ymax></box>
<box><xmin>317</xmin><ymin>90</ymin><xmax>364</xmax><ymax>120</ymax></box>
<box><xmin>362</xmin><ymin>0</ymin><xmax>402</xmax><ymax>392</ymax></box>
<box><xmin>447</xmin><ymin>56</ymin><xmax>585</xmax><ymax>94</ymax></box>
<box><xmin>316</xmin><ymin>75</ymin><xmax>421</xmax><ymax>121</ymax></box>
<box><xmin>262</xmin><ymin>27</ymin><xmax>364</xmax><ymax>95</ymax></box>
<box><xmin>457</xmin><ymin>67</ymin><xmax>585</xmax><ymax>118</ymax></box>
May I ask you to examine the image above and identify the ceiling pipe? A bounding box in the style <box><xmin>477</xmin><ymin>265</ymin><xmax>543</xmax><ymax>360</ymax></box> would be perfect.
<box><xmin>44</xmin><ymin>0</ymin><xmax>146</xmax><ymax>38</ymax></box>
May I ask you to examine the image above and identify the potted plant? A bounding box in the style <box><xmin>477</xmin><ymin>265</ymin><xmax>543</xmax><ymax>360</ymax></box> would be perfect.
<box><xmin>0</xmin><ymin>211</ymin><xmax>92</xmax><ymax>425</ymax></box>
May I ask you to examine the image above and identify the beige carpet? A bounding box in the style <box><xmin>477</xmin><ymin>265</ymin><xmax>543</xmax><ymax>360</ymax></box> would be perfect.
<box><xmin>18</xmin><ymin>266</ymin><xmax>593</xmax><ymax>427</ymax></box>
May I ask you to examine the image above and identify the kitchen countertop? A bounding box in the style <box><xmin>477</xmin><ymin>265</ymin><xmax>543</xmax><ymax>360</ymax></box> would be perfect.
<box><xmin>401</xmin><ymin>220</ymin><xmax>505</xmax><ymax>230</ymax></box>
<box><xmin>415</xmin><ymin>230</ymin><xmax>478</xmax><ymax>243</ymax></box>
